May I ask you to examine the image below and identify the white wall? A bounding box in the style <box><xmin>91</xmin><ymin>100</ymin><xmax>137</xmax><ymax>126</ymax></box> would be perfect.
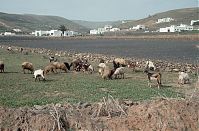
<box><xmin>90</xmin><ymin>29</ymin><xmax>98</xmax><ymax>35</ymax></box>
<box><xmin>4</xmin><ymin>32</ymin><xmax>15</xmax><ymax>36</ymax></box>
<box><xmin>35</xmin><ymin>30</ymin><xmax>49</xmax><ymax>36</ymax></box>
<box><xmin>110</xmin><ymin>28</ymin><xmax>120</xmax><ymax>32</ymax></box>
<box><xmin>64</xmin><ymin>31</ymin><xmax>78</xmax><ymax>36</ymax></box>
<box><xmin>159</xmin><ymin>24</ymin><xmax>193</xmax><ymax>33</ymax></box>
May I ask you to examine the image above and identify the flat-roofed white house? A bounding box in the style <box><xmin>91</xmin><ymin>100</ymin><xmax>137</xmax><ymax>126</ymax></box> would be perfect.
<box><xmin>177</xmin><ymin>24</ymin><xmax>193</xmax><ymax>31</ymax></box>
<box><xmin>98</xmin><ymin>28</ymin><xmax>106</xmax><ymax>34</ymax></box>
<box><xmin>104</xmin><ymin>25</ymin><xmax>112</xmax><ymax>31</ymax></box>
<box><xmin>156</xmin><ymin>17</ymin><xmax>174</xmax><ymax>23</ymax></box>
<box><xmin>64</xmin><ymin>31</ymin><xmax>78</xmax><ymax>36</ymax></box>
<box><xmin>190</xmin><ymin>20</ymin><xmax>199</xmax><ymax>25</ymax></box>
<box><xmin>4</xmin><ymin>32</ymin><xmax>16</xmax><ymax>36</ymax></box>
<box><xmin>159</xmin><ymin>24</ymin><xmax>193</xmax><ymax>32</ymax></box>
<box><xmin>13</xmin><ymin>29</ymin><xmax>22</xmax><ymax>32</ymax></box>
<box><xmin>35</xmin><ymin>30</ymin><xmax>49</xmax><ymax>36</ymax></box>
<box><xmin>48</xmin><ymin>30</ymin><xmax>62</xmax><ymax>36</ymax></box>
<box><xmin>90</xmin><ymin>28</ymin><xmax>106</xmax><ymax>35</ymax></box>
<box><xmin>159</xmin><ymin>26</ymin><xmax>176</xmax><ymax>32</ymax></box>
<box><xmin>131</xmin><ymin>25</ymin><xmax>145</xmax><ymax>30</ymax></box>
<box><xmin>90</xmin><ymin>25</ymin><xmax>120</xmax><ymax>35</ymax></box>
<box><xmin>34</xmin><ymin>30</ymin><xmax>78</xmax><ymax>37</ymax></box>
<box><xmin>110</xmin><ymin>28</ymin><xmax>120</xmax><ymax>32</ymax></box>
<box><xmin>90</xmin><ymin>29</ymin><xmax>98</xmax><ymax>35</ymax></box>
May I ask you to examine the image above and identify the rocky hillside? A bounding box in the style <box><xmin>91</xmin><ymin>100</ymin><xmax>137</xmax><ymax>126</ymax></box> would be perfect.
<box><xmin>118</xmin><ymin>7</ymin><xmax>199</xmax><ymax>30</ymax></box>
<box><xmin>72</xmin><ymin>20</ymin><xmax>127</xmax><ymax>29</ymax></box>
<box><xmin>0</xmin><ymin>12</ymin><xmax>89</xmax><ymax>33</ymax></box>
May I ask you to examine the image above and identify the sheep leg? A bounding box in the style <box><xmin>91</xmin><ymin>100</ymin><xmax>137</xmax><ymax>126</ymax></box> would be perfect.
<box><xmin>148</xmin><ymin>77</ymin><xmax>152</xmax><ymax>87</ymax></box>
<box><xmin>147</xmin><ymin>75</ymin><xmax>151</xmax><ymax>87</ymax></box>
<box><xmin>157</xmin><ymin>76</ymin><xmax>161</xmax><ymax>89</ymax></box>
<box><xmin>148</xmin><ymin>81</ymin><xmax>152</xmax><ymax>87</ymax></box>
<box><xmin>114</xmin><ymin>74</ymin><xmax>117</xmax><ymax>79</ymax></box>
<box><xmin>157</xmin><ymin>79</ymin><xmax>160</xmax><ymax>89</ymax></box>
<box><xmin>182</xmin><ymin>79</ymin><xmax>185</xmax><ymax>85</ymax></box>
<box><xmin>157</xmin><ymin>84</ymin><xmax>160</xmax><ymax>89</ymax></box>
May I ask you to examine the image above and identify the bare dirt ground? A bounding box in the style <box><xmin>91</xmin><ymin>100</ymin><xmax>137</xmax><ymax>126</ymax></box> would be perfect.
<box><xmin>0</xmin><ymin>95</ymin><xmax>198</xmax><ymax>131</ymax></box>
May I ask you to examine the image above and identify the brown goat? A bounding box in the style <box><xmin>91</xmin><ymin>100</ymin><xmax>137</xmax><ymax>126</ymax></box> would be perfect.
<box><xmin>144</xmin><ymin>69</ymin><xmax>162</xmax><ymax>89</ymax></box>
<box><xmin>44</xmin><ymin>64</ymin><xmax>57</xmax><ymax>74</ymax></box>
<box><xmin>51</xmin><ymin>62</ymin><xmax>68</xmax><ymax>73</ymax></box>
<box><xmin>101</xmin><ymin>66</ymin><xmax>115</xmax><ymax>80</ymax></box>
<box><xmin>113</xmin><ymin>58</ymin><xmax>135</xmax><ymax>70</ymax></box>
<box><xmin>70</xmin><ymin>59</ymin><xmax>83</xmax><ymax>71</ymax></box>
<box><xmin>21</xmin><ymin>62</ymin><xmax>34</xmax><ymax>74</ymax></box>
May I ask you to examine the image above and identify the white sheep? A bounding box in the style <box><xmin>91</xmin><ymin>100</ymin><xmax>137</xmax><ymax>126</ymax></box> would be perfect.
<box><xmin>7</xmin><ymin>46</ymin><xmax>12</xmax><ymax>51</ymax></box>
<box><xmin>113</xmin><ymin>67</ymin><xmax>125</xmax><ymax>79</ymax></box>
<box><xmin>98</xmin><ymin>63</ymin><xmax>106</xmax><ymax>68</ymax></box>
<box><xmin>178</xmin><ymin>72</ymin><xmax>190</xmax><ymax>85</ymax></box>
<box><xmin>88</xmin><ymin>65</ymin><xmax>94</xmax><ymax>74</ymax></box>
<box><xmin>98</xmin><ymin>63</ymin><xmax>106</xmax><ymax>75</ymax></box>
<box><xmin>34</xmin><ymin>69</ymin><xmax>45</xmax><ymax>81</ymax></box>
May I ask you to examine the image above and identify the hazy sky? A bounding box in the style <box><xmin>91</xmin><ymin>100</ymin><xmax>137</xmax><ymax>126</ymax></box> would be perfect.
<box><xmin>0</xmin><ymin>0</ymin><xmax>198</xmax><ymax>21</ymax></box>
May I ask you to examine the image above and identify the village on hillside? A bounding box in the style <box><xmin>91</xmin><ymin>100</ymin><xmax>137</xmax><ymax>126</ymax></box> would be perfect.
<box><xmin>1</xmin><ymin>18</ymin><xmax>199</xmax><ymax>37</ymax></box>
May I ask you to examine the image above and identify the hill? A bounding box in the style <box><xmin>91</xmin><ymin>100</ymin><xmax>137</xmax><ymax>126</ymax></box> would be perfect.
<box><xmin>118</xmin><ymin>7</ymin><xmax>199</xmax><ymax>30</ymax></box>
<box><xmin>72</xmin><ymin>20</ymin><xmax>127</xmax><ymax>29</ymax></box>
<box><xmin>0</xmin><ymin>12</ymin><xmax>89</xmax><ymax>33</ymax></box>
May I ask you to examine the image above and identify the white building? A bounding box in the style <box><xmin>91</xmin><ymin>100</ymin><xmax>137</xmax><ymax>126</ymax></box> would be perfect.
<box><xmin>64</xmin><ymin>31</ymin><xmax>78</xmax><ymax>36</ymax></box>
<box><xmin>110</xmin><ymin>28</ymin><xmax>120</xmax><ymax>32</ymax></box>
<box><xmin>177</xmin><ymin>24</ymin><xmax>193</xmax><ymax>31</ymax></box>
<box><xmin>159</xmin><ymin>24</ymin><xmax>193</xmax><ymax>32</ymax></box>
<box><xmin>159</xmin><ymin>26</ymin><xmax>176</xmax><ymax>32</ymax></box>
<box><xmin>35</xmin><ymin>30</ymin><xmax>49</xmax><ymax>36</ymax></box>
<box><xmin>90</xmin><ymin>29</ymin><xmax>98</xmax><ymax>35</ymax></box>
<box><xmin>34</xmin><ymin>30</ymin><xmax>78</xmax><ymax>37</ymax></box>
<box><xmin>48</xmin><ymin>30</ymin><xmax>62</xmax><ymax>36</ymax></box>
<box><xmin>190</xmin><ymin>20</ymin><xmax>199</xmax><ymax>25</ymax></box>
<box><xmin>131</xmin><ymin>25</ymin><xmax>145</xmax><ymax>30</ymax></box>
<box><xmin>98</xmin><ymin>28</ymin><xmax>106</xmax><ymax>34</ymax></box>
<box><xmin>4</xmin><ymin>32</ymin><xmax>16</xmax><ymax>36</ymax></box>
<box><xmin>90</xmin><ymin>25</ymin><xmax>121</xmax><ymax>35</ymax></box>
<box><xmin>156</xmin><ymin>17</ymin><xmax>174</xmax><ymax>23</ymax></box>
<box><xmin>104</xmin><ymin>25</ymin><xmax>112</xmax><ymax>31</ymax></box>
<box><xmin>122</xmin><ymin>21</ymin><xmax>127</xmax><ymax>24</ymax></box>
<box><xmin>13</xmin><ymin>29</ymin><xmax>22</xmax><ymax>32</ymax></box>
<box><xmin>90</xmin><ymin>28</ymin><xmax>106</xmax><ymax>35</ymax></box>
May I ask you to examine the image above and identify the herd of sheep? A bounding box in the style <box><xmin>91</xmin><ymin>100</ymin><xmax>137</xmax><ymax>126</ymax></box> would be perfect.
<box><xmin>0</xmin><ymin>46</ymin><xmax>199</xmax><ymax>89</ymax></box>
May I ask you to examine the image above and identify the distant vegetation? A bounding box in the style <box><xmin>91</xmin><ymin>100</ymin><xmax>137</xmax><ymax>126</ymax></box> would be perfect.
<box><xmin>58</xmin><ymin>25</ymin><xmax>68</xmax><ymax>36</ymax></box>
